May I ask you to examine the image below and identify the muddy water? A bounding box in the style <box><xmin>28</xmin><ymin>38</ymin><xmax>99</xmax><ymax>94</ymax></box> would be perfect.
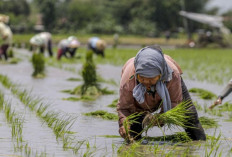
<box><xmin>0</xmin><ymin>49</ymin><xmax>232</xmax><ymax>156</ymax></box>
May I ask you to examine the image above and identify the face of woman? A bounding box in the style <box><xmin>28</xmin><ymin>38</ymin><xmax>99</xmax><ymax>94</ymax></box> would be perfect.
<box><xmin>137</xmin><ymin>74</ymin><xmax>160</xmax><ymax>91</ymax></box>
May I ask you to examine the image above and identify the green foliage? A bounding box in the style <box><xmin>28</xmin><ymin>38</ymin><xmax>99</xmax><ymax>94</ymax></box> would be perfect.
<box><xmin>31</xmin><ymin>53</ymin><xmax>45</xmax><ymax>78</ymax></box>
<box><xmin>142</xmin><ymin>101</ymin><xmax>193</xmax><ymax>134</ymax></box>
<box><xmin>147</xmin><ymin>132</ymin><xmax>192</xmax><ymax>143</ymax></box>
<box><xmin>82</xmin><ymin>51</ymin><xmax>97</xmax><ymax>94</ymax></box>
<box><xmin>199</xmin><ymin>116</ymin><xmax>219</xmax><ymax>129</ymax></box>
<box><xmin>8</xmin><ymin>48</ymin><xmax>14</xmax><ymax>58</ymax></box>
<box><xmin>84</xmin><ymin>110</ymin><xmax>118</xmax><ymax>120</ymax></box>
<box><xmin>189</xmin><ymin>88</ymin><xmax>216</xmax><ymax>100</ymax></box>
<box><xmin>107</xmin><ymin>99</ymin><xmax>118</xmax><ymax>108</ymax></box>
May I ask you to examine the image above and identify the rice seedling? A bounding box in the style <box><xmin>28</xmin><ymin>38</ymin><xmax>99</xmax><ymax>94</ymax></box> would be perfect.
<box><xmin>142</xmin><ymin>101</ymin><xmax>193</xmax><ymax>135</ymax></box>
<box><xmin>7</xmin><ymin>48</ymin><xmax>14</xmax><ymax>58</ymax></box>
<box><xmin>66</xmin><ymin>77</ymin><xmax>82</xmax><ymax>81</ymax></box>
<box><xmin>193</xmin><ymin>101</ymin><xmax>203</xmax><ymax>111</ymax></box>
<box><xmin>84</xmin><ymin>110</ymin><xmax>118</xmax><ymax>120</ymax></box>
<box><xmin>146</xmin><ymin>132</ymin><xmax>192</xmax><ymax>143</ymax></box>
<box><xmin>31</xmin><ymin>53</ymin><xmax>45</xmax><ymax>78</ymax></box>
<box><xmin>64</xmin><ymin>51</ymin><xmax>114</xmax><ymax>101</ymax></box>
<box><xmin>0</xmin><ymin>74</ymin><xmax>84</xmax><ymax>153</ymax></box>
<box><xmin>189</xmin><ymin>88</ymin><xmax>217</xmax><ymax>100</ymax></box>
<box><xmin>107</xmin><ymin>98</ymin><xmax>118</xmax><ymax>108</ymax></box>
<box><xmin>199</xmin><ymin>116</ymin><xmax>219</xmax><ymax>129</ymax></box>
<box><xmin>204</xmin><ymin>132</ymin><xmax>223</xmax><ymax>157</ymax></box>
<box><xmin>99</xmin><ymin>135</ymin><xmax>121</xmax><ymax>138</ymax></box>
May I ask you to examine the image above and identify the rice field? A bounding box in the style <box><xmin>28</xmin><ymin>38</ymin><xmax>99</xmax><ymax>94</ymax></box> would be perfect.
<box><xmin>0</xmin><ymin>40</ymin><xmax>232</xmax><ymax>156</ymax></box>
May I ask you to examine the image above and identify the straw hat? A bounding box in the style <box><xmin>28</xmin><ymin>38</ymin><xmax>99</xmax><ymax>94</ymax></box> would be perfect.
<box><xmin>96</xmin><ymin>40</ymin><xmax>106</xmax><ymax>51</ymax></box>
<box><xmin>0</xmin><ymin>14</ymin><xmax>9</xmax><ymax>23</ymax></box>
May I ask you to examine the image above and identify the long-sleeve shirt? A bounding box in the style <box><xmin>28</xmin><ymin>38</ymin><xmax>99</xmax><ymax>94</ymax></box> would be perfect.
<box><xmin>0</xmin><ymin>22</ymin><xmax>12</xmax><ymax>45</ymax></box>
<box><xmin>117</xmin><ymin>55</ymin><xmax>183</xmax><ymax>127</ymax></box>
<box><xmin>30</xmin><ymin>32</ymin><xmax>51</xmax><ymax>47</ymax></box>
<box><xmin>219</xmin><ymin>79</ymin><xmax>232</xmax><ymax>100</ymax></box>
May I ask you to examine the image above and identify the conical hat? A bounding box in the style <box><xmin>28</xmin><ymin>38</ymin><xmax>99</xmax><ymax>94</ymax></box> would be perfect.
<box><xmin>0</xmin><ymin>14</ymin><xmax>9</xmax><ymax>23</ymax></box>
<box><xmin>96</xmin><ymin>40</ymin><xmax>106</xmax><ymax>51</ymax></box>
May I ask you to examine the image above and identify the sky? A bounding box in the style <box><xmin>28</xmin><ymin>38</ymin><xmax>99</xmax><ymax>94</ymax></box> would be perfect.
<box><xmin>206</xmin><ymin>0</ymin><xmax>232</xmax><ymax>14</ymax></box>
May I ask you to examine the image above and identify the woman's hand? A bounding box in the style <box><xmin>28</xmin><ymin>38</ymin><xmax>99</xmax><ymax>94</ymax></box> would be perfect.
<box><xmin>119</xmin><ymin>126</ymin><xmax>127</xmax><ymax>138</ymax></box>
<box><xmin>209</xmin><ymin>98</ymin><xmax>222</xmax><ymax>109</ymax></box>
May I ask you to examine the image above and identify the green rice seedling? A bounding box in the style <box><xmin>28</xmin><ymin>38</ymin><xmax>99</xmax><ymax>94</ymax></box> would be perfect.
<box><xmin>189</xmin><ymin>88</ymin><xmax>217</xmax><ymax>100</ymax></box>
<box><xmin>142</xmin><ymin>101</ymin><xmax>193</xmax><ymax>135</ymax></box>
<box><xmin>31</xmin><ymin>53</ymin><xmax>45</xmax><ymax>78</ymax></box>
<box><xmin>107</xmin><ymin>99</ymin><xmax>118</xmax><ymax>108</ymax></box>
<box><xmin>199</xmin><ymin>116</ymin><xmax>219</xmax><ymax>129</ymax></box>
<box><xmin>99</xmin><ymin>135</ymin><xmax>121</xmax><ymax>138</ymax></box>
<box><xmin>217</xmin><ymin>102</ymin><xmax>232</xmax><ymax>112</ymax></box>
<box><xmin>7</xmin><ymin>48</ymin><xmax>14</xmax><ymax>58</ymax></box>
<box><xmin>204</xmin><ymin>132</ymin><xmax>222</xmax><ymax>157</ymax></box>
<box><xmin>84</xmin><ymin>110</ymin><xmax>118</xmax><ymax>120</ymax></box>
<box><xmin>193</xmin><ymin>101</ymin><xmax>203</xmax><ymax>111</ymax></box>
<box><xmin>66</xmin><ymin>77</ymin><xmax>82</xmax><ymax>81</ymax></box>
<box><xmin>0</xmin><ymin>91</ymin><xmax>4</xmax><ymax>110</ymax></box>
<box><xmin>36</xmin><ymin>104</ymin><xmax>50</xmax><ymax>117</ymax></box>
<box><xmin>9</xmin><ymin>58</ymin><xmax>21</xmax><ymax>64</ymax></box>
<box><xmin>122</xmin><ymin>113</ymin><xmax>143</xmax><ymax>143</ymax></box>
<box><xmin>42</xmin><ymin>111</ymin><xmax>59</xmax><ymax>128</ymax></box>
<box><xmin>146</xmin><ymin>132</ymin><xmax>192</xmax><ymax>143</ymax></box>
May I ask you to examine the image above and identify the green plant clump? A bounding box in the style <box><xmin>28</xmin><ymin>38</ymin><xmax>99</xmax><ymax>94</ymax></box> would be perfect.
<box><xmin>84</xmin><ymin>110</ymin><xmax>118</xmax><ymax>120</ymax></box>
<box><xmin>147</xmin><ymin>132</ymin><xmax>192</xmax><ymax>143</ymax></box>
<box><xmin>107</xmin><ymin>99</ymin><xmax>118</xmax><ymax>108</ymax></box>
<box><xmin>199</xmin><ymin>116</ymin><xmax>219</xmax><ymax>129</ymax></box>
<box><xmin>189</xmin><ymin>88</ymin><xmax>216</xmax><ymax>100</ymax></box>
<box><xmin>142</xmin><ymin>101</ymin><xmax>193</xmax><ymax>132</ymax></box>
<box><xmin>32</xmin><ymin>53</ymin><xmax>45</xmax><ymax>78</ymax></box>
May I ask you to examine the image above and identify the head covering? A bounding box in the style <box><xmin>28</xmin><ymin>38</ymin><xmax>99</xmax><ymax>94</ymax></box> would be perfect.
<box><xmin>96</xmin><ymin>40</ymin><xmax>106</xmax><ymax>51</ymax></box>
<box><xmin>0</xmin><ymin>14</ymin><xmax>9</xmax><ymax>24</ymax></box>
<box><xmin>30</xmin><ymin>35</ymin><xmax>44</xmax><ymax>46</ymax></box>
<box><xmin>69</xmin><ymin>39</ymin><xmax>80</xmax><ymax>48</ymax></box>
<box><xmin>133</xmin><ymin>46</ymin><xmax>173</xmax><ymax>112</ymax></box>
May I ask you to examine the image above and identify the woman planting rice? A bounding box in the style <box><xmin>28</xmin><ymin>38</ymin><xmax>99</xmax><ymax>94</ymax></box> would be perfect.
<box><xmin>117</xmin><ymin>45</ymin><xmax>206</xmax><ymax>141</ymax></box>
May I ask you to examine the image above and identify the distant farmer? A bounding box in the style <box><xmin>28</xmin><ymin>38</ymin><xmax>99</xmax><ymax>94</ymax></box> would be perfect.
<box><xmin>57</xmin><ymin>36</ymin><xmax>80</xmax><ymax>60</ymax></box>
<box><xmin>87</xmin><ymin>37</ymin><xmax>106</xmax><ymax>57</ymax></box>
<box><xmin>0</xmin><ymin>14</ymin><xmax>12</xmax><ymax>60</ymax></box>
<box><xmin>29</xmin><ymin>32</ymin><xmax>53</xmax><ymax>57</ymax></box>
<box><xmin>117</xmin><ymin>45</ymin><xmax>206</xmax><ymax>141</ymax></box>
<box><xmin>210</xmin><ymin>79</ymin><xmax>232</xmax><ymax>109</ymax></box>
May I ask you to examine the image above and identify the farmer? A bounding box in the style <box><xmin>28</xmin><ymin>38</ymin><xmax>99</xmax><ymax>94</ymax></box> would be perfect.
<box><xmin>117</xmin><ymin>45</ymin><xmax>206</xmax><ymax>141</ymax></box>
<box><xmin>29</xmin><ymin>32</ymin><xmax>53</xmax><ymax>57</ymax></box>
<box><xmin>57</xmin><ymin>36</ymin><xmax>80</xmax><ymax>60</ymax></box>
<box><xmin>0</xmin><ymin>15</ymin><xmax>12</xmax><ymax>60</ymax></box>
<box><xmin>87</xmin><ymin>37</ymin><xmax>106</xmax><ymax>57</ymax></box>
<box><xmin>210</xmin><ymin>79</ymin><xmax>232</xmax><ymax>109</ymax></box>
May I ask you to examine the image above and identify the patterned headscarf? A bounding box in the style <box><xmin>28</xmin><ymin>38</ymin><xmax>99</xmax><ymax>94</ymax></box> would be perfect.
<box><xmin>133</xmin><ymin>46</ymin><xmax>173</xmax><ymax>112</ymax></box>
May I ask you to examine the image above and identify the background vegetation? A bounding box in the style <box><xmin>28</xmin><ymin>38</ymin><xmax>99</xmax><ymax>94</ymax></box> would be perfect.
<box><xmin>1</xmin><ymin>0</ymin><xmax>231</xmax><ymax>36</ymax></box>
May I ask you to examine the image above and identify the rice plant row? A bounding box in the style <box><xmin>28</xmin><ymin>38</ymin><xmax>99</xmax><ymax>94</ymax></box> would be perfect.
<box><xmin>0</xmin><ymin>74</ymin><xmax>87</xmax><ymax>155</ymax></box>
<box><xmin>0</xmin><ymin>91</ymin><xmax>47</xmax><ymax>156</ymax></box>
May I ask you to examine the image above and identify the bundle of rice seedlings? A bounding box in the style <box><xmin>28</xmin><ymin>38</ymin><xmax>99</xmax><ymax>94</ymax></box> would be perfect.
<box><xmin>123</xmin><ymin>113</ymin><xmax>143</xmax><ymax>143</ymax></box>
<box><xmin>189</xmin><ymin>88</ymin><xmax>216</xmax><ymax>100</ymax></box>
<box><xmin>31</xmin><ymin>53</ymin><xmax>45</xmax><ymax>78</ymax></box>
<box><xmin>142</xmin><ymin>101</ymin><xmax>193</xmax><ymax>134</ymax></box>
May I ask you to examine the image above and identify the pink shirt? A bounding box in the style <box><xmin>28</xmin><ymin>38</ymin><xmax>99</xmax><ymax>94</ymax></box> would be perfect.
<box><xmin>117</xmin><ymin>55</ymin><xmax>183</xmax><ymax>126</ymax></box>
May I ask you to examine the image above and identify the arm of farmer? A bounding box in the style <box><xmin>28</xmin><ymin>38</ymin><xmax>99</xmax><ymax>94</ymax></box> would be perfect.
<box><xmin>210</xmin><ymin>79</ymin><xmax>232</xmax><ymax>109</ymax></box>
<box><xmin>117</xmin><ymin>83</ymin><xmax>135</xmax><ymax>138</ymax></box>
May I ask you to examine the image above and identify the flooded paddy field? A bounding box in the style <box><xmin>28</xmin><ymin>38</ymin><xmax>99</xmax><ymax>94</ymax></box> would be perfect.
<box><xmin>0</xmin><ymin>48</ymin><xmax>232</xmax><ymax>157</ymax></box>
